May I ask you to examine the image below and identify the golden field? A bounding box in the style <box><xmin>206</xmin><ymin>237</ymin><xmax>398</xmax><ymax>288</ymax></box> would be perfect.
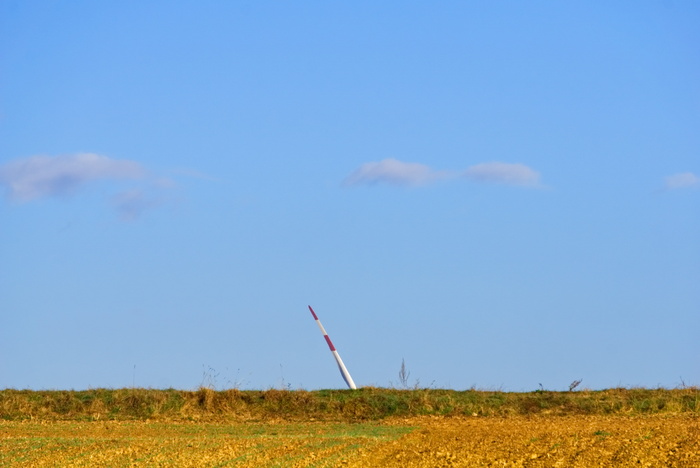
<box><xmin>1</xmin><ymin>415</ymin><xmax>699</xmax><ymax>467</ymax></box>
<box><xmin>1</xmin><ymin>387</ymin><xmax>698</xmax><ymax>466</ymax></box>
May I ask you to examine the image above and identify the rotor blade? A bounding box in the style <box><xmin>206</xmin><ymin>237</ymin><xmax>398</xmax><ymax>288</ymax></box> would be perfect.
<box><xmin>308</xmin><ymin>305</ymin><xmax>357</xmax><ymax>390</ymax></box>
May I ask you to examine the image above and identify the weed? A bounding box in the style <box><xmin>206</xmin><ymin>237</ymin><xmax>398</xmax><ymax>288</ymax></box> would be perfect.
<box><xmin>569</xmin><ymin>379</ymin><xmax>582</xmax><ymax>392</ymax></box>
<box><xmin>398</xmin><ymin>359</ymin><xmax>410</xmax><ymax>389</ymax></box>
<box><xmin>201</xmin><ymin>365</ymin><xmax>220</xmax><ymax>390</ymax></box>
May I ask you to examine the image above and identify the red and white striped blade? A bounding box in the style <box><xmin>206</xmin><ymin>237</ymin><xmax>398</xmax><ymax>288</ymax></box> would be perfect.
<box><xmin>308</xmin><ymin>305</ymin><xmax>357</xmax><ymax>390</ymax></box>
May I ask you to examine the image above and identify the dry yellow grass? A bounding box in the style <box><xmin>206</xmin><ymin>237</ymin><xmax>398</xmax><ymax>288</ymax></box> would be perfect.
<box><xmin>2</xmin><ymin>414</ymin><xmax>698</xmax><ymax>467</ymax></box>
<box><xmin>2</xmin><ymin>387</ymin><xmax>698</xmax><ymax>421</ymax></box>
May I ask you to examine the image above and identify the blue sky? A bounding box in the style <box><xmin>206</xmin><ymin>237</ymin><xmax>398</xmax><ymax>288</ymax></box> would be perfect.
<box><xmin>1</xmin><ymin>1</ymin><xmax>698</xmax><ymax>391</ymax></box>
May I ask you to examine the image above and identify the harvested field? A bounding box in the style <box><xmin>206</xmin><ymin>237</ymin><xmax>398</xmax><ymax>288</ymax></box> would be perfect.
<box><xmin>358</xmin><ymin>415</ymin><xmax>700</xmax><ymax>467</ymax></box>
<box><xmin>2</xmin><ymin>415</ymin><xmax>698</xmax><ymax>467</ymax></box>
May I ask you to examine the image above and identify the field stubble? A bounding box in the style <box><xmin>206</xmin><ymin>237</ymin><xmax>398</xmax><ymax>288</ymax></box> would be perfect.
<box><xmin>1</xmin><ymin>388</ymin><xmax>698</xmax><ymax>467</ymax></box>
<box><xmin>2</xmin><ymin>415</ymin><xmax>698</xmax><ymax>467</ymax></box>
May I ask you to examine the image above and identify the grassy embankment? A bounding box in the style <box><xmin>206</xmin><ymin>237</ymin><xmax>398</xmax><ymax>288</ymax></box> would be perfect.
<box><xmin>1</xmin><ymin>387</ymin><xmax>698</xmax><ymax>421</ymax></box>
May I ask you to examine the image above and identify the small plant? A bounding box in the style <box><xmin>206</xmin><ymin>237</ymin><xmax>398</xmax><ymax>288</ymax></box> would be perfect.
<box><xmin>200</xmin><ymin>365</ymin><xmax>220</xmax><ymax>390</ymax></box>
<box><xmin>569</xmin><ymin>379</ymin><xmax>583</xmax><ymax>392</ymax></box>
<box><xmin>279</xmin><ymin>364</ymin><xmax>292</xmax><ymax>391</ymax></box>
<box><xmin>398</xmin><ymin>359</ymin><xmax>410</xmax><ymax>389</ymax></box>
<box><xmin>226</xmin><ymin>368</ymin><xmax>249</xmax><ymax>390</ymax></box>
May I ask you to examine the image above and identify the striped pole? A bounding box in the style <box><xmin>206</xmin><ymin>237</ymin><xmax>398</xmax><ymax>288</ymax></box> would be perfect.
<box><xmin>308</xmin><ymin>305</ymin><xmax>357</xmax><ymax>390</ymax></box>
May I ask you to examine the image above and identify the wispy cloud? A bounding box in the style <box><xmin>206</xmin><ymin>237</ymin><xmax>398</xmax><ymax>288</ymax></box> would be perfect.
<box><xmin>463</xmin><ymin>162</ymin><xmax>542</xmax><ymax>187</ymax></box>
<box><xmin>0</xmin><ymin>153</ymin><xmax>145</xmax><ymax>201</ymax></box>
<box><xmin>344</xmin><ymin>159</ymin><xmax>542</xmax><ymax>188</ymax></box>
<box><xmin>0</xmin><ymin>153</ymin><xmax>184</xmax><ymax>220</ymax></box>
<box><xmin>343</xmin><ymin>158</ymin><xmax>452</xmax><ymax>187</ymax></box>
<box><xmin>112</xmin><ymin>188</ymin><xmax>158</xmax><ymax>221</ymax></box>
<box><xmin>664</xmin><ymin>172</ymin><xmax>699</xmax><ymax>190</ymax></box>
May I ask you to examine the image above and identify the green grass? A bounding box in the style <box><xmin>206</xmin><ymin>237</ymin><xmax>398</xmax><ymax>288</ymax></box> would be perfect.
<box><xmin>0</xmin><ymin>386</ymin><xmax>698</xmax><ymax>421</ymax></box>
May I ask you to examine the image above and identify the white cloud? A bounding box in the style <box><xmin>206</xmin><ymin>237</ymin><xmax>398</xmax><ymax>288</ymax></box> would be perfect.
<box><xmin>664</xmin><ymin>172</ymin><xmax>699</xmax><ymax>190</ymax></box>
<box><xmin>343</xmin><ymin>158</ymin><xmax>451</xmax><ymax>187</ymax></box>
<box><xmin>344</xmin><ymin>159</ymin><xmax>544</xmax><ymax>189</ymax></box>
<box><xmin>0</xmin><ymin>153</ymin><xmax>145</xmax><ymax>201</ymax></box>
<box><xmin>0</xmin><ymin>153</ymin><xmax>182</xmax><ymax>221</ymax></box>
<box><xmin>463</xmin><ymin>162</ymin><xmax>542</xmax><ymax>187</ymax></box>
